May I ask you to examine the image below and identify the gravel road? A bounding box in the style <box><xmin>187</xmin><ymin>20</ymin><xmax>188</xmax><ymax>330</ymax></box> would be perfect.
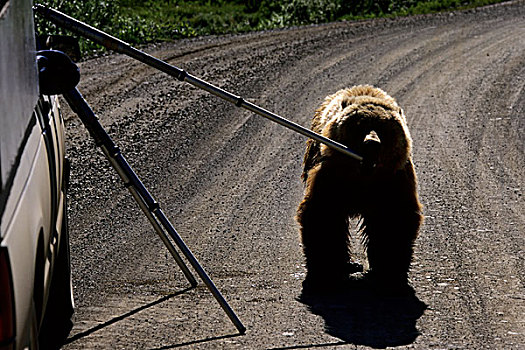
<box><xmin>61</xmin><ymin>2</ymin><xmax>524</xmax><ymax>349</ymax></box>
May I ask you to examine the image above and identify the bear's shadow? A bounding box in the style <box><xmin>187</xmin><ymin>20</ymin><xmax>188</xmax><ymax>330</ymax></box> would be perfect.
<box><xmin>297</xmin><ymin>281</ymin><xmax>427</xmax><ymax>349</ymax></box>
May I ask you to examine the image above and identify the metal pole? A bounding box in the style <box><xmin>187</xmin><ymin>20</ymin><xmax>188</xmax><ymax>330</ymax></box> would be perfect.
<box><xmin>33</xmin><ymin>4</ymin><xmax>363</xmax><ymax>162</ymax></box>
<box><xmin>126</xmin><ymin>184</ymin><xmax>198</xmax><ymax>288</ymax></box>
<box><xmin>63</xmin><ymin>88</ymin><xmax>246</xmax><ymax>334</ymax></box>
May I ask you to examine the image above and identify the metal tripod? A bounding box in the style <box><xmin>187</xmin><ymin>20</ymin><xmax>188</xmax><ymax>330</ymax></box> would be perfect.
<box><xmin>62</xmin><ymin>87</ymin><xmax>245</xmax><ymax>334</ymax></box>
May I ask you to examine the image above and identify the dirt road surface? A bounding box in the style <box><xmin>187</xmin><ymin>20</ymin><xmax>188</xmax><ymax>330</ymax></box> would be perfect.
<box><xmin>61</xmin><ymin>2</ymin><xmax>524</xmax><ymax>349</ymax></box>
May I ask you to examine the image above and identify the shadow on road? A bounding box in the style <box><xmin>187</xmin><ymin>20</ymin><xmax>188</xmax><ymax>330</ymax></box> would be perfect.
<box><xmin>149</xmin><ymin>333</ymin><xmax>243</xmax><ymax>350</ymax></box>
<box><xmin>64</xmin><ymin>287</ymin><xmax>195</xmax><ymax>346</ymax></box>
<box><xmin>64</xmin><ymin>286</ymin><xmax>244</xmax><ymax>349</ymax></box>
<box><xmin>297</xmin><ymin>281</ymin><xmax>427</xmax><ymax>349</ymax></box>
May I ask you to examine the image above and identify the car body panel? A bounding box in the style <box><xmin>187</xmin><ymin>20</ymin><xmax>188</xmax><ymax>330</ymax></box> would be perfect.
<box><xmin>0</xmin><ymin>0</ymin><xmax>70</xmax><ymax>348</ymax></box>
<box><xmin>0</xmin><ymin>0</ymin><xmax>39</xmax><ymax>187</ymax></box>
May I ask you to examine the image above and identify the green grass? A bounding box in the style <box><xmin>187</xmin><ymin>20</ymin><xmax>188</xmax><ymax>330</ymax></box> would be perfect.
<box><xmin>117</xmin><ymin>0</ymin><xmax>264</xmax><ymax>37</ymax></box>
<box><xmin>35</xmin><ymin>0</ymin><xmax>508</xmax><ymax>54</ymax></box>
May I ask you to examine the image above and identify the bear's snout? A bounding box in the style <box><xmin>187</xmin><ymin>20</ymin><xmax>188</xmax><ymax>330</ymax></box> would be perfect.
<box><xmin>361</xmin><ymin>130</ymin><xmax>381</xmax><ymax>174</ymax></box>
<box><xmin>363</xmin><ymin>130</ymin><xmax>381</xmax><ymax>147</ymax></box>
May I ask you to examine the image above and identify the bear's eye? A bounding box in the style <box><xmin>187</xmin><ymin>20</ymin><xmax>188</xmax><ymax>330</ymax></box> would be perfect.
<box><xmin>341</xmin><ymin>100</ymin><xmax>348</xmax><ymax>109</ymax></box>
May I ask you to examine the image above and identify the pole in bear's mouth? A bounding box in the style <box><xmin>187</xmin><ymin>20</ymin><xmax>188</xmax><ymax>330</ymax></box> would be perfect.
<box><xmin>33</xmin><ymin>4</ymin><xmax>363</xmax><ymax>162</ymax></box>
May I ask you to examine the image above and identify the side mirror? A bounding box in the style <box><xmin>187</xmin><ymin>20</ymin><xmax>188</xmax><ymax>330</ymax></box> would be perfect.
<box><xmin>37</xmin><ymin>35</ymin><xmax>81</xmax><ymax>62</ymax></box>
<box><xmin>37</xmin><ymin>50</ymin><xmax>80</xmax><ymax>95</ymax></box>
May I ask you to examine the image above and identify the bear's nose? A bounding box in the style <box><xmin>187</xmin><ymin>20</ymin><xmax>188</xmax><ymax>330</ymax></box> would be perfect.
<box><xmin>361</xmin><ymin>130</ymin><xmax>381</xmax><ymax>174</ymax></box>
<box><xmin>364</xmin><ymin>130</ymin><xmax>380</xmax><ymax>145</ymax></box>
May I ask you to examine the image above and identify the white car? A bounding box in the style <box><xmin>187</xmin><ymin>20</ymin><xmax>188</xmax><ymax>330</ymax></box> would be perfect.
<box><xmin>0</xmin><ymin>0</ymin><xmax>74</xmax><ymax>348</ymax></box>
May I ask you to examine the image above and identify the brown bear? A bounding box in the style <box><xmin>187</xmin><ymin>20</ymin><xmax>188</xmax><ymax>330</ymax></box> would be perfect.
<box><xmin>296</xmin><ymin>85</ymin><xmax>423</xmax><ymax>292</ymax></box>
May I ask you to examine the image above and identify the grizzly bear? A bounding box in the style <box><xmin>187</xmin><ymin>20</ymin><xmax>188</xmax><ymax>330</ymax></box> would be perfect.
<box><xmin>296</xmin><ymin>85</ymin><xmax>423</xmax><ymax>292</ymax></box>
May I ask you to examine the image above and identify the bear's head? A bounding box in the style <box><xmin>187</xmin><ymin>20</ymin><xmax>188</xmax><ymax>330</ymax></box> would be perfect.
<box><xmin>317</xmin><ymin>86</ymin><xmax>412</xmax><ymax>176</ymax></box>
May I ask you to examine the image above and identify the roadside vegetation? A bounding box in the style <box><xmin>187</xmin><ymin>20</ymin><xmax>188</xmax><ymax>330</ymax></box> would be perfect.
<box><xmin>35</xmin><ymin>0</ymin><xmax>507</xmax><ymax>54</ymax></box>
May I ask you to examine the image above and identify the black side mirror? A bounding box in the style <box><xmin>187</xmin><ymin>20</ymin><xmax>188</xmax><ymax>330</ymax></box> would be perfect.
<box><xmin>37</xmin><ymin>50</ymin><xmax>80</xmax><ymax>95</ymax></box>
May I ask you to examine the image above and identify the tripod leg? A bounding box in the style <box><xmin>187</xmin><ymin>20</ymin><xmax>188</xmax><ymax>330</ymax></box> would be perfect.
<box><xmin>152</xmin><ymin>207</ymin><xmax>246</xmax><ymax>334</ymax></box>
<box><xmin>128</xmin><ymin>186</ymin><xmax>197</xmax><ymax>287</ymax></box>
<box><xmin>63</xmin><ymin>88</ymin><xmax>245</xmax><ymax>334</ymax></box>
<box><xmin>63</xmin><ymin>88</ymin><xmax>196</xmax><ymax>287</ymax></box>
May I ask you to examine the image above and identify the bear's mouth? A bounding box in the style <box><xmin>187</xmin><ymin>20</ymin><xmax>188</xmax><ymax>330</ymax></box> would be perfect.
<box><xmin>361</xmin><ymin>130</ymin><xmax>381</xmax><ymax>174</ymax></box>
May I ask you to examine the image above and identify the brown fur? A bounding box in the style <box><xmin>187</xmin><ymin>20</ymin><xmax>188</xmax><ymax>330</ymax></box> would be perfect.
<box><xmin>296</xmin><ymin>85</ymin><xmax>423</xmax><ymax>290</ymax></box>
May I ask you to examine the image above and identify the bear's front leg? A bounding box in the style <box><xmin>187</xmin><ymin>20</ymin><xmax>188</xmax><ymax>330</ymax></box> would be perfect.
<box><xmin>296</xmin><ymin>164</ymin><xmax>360</xmax><ymax>291</ymax></box>
<box><xmin>363</xmin><ymin>210</ymin><xmax>421</xmax><ymax>286</ymax></box>
<box><xmin>362</xmin><ymin>163</ymin><xmax>423</xmax><ymax>288</ymax></box>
